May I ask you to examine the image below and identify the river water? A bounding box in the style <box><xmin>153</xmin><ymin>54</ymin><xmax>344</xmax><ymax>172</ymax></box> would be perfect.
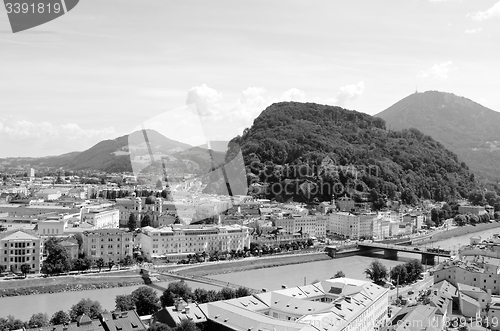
<box><xmin>1</xmin><ymin>226</ymin><xmax>498</xmax><ymax>321</ymax></box>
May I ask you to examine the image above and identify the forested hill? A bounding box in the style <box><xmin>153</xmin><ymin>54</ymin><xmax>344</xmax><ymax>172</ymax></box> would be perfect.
<box><xmin>222</xmin><ymin>102</ymin><xmax>478</xmax><ymax>203</ymax></box>
<box><xmin>377</xmin><ymin>91</ymin><xmax>500</xmax><ymax>181</ymax></box>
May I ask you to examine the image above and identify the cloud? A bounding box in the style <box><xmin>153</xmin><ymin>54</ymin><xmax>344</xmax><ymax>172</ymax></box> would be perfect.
<box><xmin>280</xmin><ymin>88</ymin><xmax>306</xmax><ymax>102</ymax></box>
<box><xmin>186</xmin><ymin>84</ymin><xmax>222</xmax><ymax>117</ymax></box>
<box><xmin>468</xmin><ymin>1</ymin><xmax>500</xmax><ymax>21</ymax></box>
<box><xmin>334</xmin><ymin>81</ymin><xmax>365</xmax><ymax>106</ymax></box>
<box><xmin>418</xmin><ymin>61</ymin><xmax>457</xmax><ymax>80</ymax></box>
<box><xmin>464</xmin><ymin>27</ymin><xmax>483</xmax><ymax>34</ymax></box>
<box><xmin>0</xmin><ymin>117</ymin><xmax>115</xmax><ymax>157</ymax></box>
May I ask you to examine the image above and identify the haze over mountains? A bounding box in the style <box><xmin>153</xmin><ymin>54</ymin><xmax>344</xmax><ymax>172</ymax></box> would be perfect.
<box><xmin>377</xmin><ymin>91</ymin><xmax>500</xmax><ymax>181</ymax></box>
<box><xmin>0</xmin><ymin>129</ymin><xmax>225</xmax><ymax>175</ymax></box>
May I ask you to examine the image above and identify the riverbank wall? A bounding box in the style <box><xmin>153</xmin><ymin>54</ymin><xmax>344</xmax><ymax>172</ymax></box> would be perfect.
<box><xmin>414</xmin><ymin>222</ymin><xmax>500</xmax><ymax>246</ymax></box>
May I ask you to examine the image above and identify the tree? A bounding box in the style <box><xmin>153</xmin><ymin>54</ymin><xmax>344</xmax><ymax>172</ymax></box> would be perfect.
<box><xmin>0</xmin><ymin>264</ymin><xmax>5</xmax><ymax>276</ymax></box>
<box><xmin>149</xmin><ymin>323</ymin><xmax>173</xmax><ymax>331</ymax></box>
<box><xmin>160</xmin><ymin>290</ymin><xmax>177</xmax><ymax>308</ymax></box>
<box><xmin>41</xmin><ymin>244</ymin><xmax>72</xmax><ymax>275</ymax></box>
<box><xmin>123</xmin><ymin>255</ymin><xmax>133</xmax><ymax>266</ymax></box>
<box><xmin>131</xmin><ymin>286</ymin><xmax>161</xmax><ymax>315</ymax></box>
<box><xmin>193</xmin><ymin>288</ymin><xmax>209</xmax><ymax>303</ymax></box>
<box><xmin>0</xmin><ymin>316</ymin><xmax>24</xmax><ymax>331</ymax></box>
<box><xmin>96</xmin><ymin>258</ymin><xmax>105</xmax><ymax>272</ymax></box>
<box><xmin>405</xmin><ymin>260</ymin><xmax>423</xmax><ymax>283</ymax></box>
<box><xmin>217</xmin><ymin>287</ymin><xmax>236</xmax><ymax>300</ymax></box>
<box><xmin>20</xmin><ymin>263</ymin><xmax>31</xmax><ymax>278</ymax></box>
<box><xmin>454</xmin><ymin>214</ymin><xmax>467</xmax><ymax>226</ymax></box>
<box><xmin>74</xmin><ymin>234</ymin><xmax>84</xmax><ymax>252</ymax></box>
<box><xmin>390</xmin><ymin>264</ymin><xmax>408</xmax><ymax>285</ymax></box>
<box><xmin>364</xmin><ymin>260</ymin><xmax>388</xmax><ymax>285</ymax></box>
<box><xmin>108</xmin><ymin>260</ymin><xmax>115</xmax><ymax>271</ymax></box>
<box><xmin>141</xmin><ymin>214</ymin><xmax>152</xmax><ymax>227</ymax></box>
<box><xmin>174</xmin><ymin>320</ymin><xmax>198</xmax><ymax>331</ymax></box>
<box><xmin>333</xmin><ymin>271</ymin><xmax>345</xmax><ymax>278</ymax></box>
<box><xmin>167</xmin><ymin>281</ymin><xmax>193</xmax><ymax>300</ymax></box>
<box><xmin>115</xmin><ymin>294</ymin><xmax>136</xmax><ymax>311</ymax></box>
<box><xmin>235</xmin><ymin>287</ymin><xmax>251</xmax><ymax>298</ymax></box>
<box><xmin>27</xmin><ymin>313</ymin><xmax>50</xmax><ymax>328</ymax></box>
<box><xmin>50</xmin><ymin>311</ymin><xmax>70</xmax><ymax>326</ymax></box>
<box><xmin>128</xmin><ymin>213</ymin><xmax>137</xmax><ymax>232</ymax></box>
<box><xmin>69</xmin><ymin>298</ymin><xmax>103</xmax><ymax>321</ymax></box>
<box><xmin>205</xmin><ymin>290</ymin><xmax>219</xmax><ymax>303</ymax></box>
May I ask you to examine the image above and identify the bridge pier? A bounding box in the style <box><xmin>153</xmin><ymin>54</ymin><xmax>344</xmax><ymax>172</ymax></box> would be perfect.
<box><xmin>421</xmin><ymin>253</ymin><xmax>436</xmax><ymax>266</ymax></box>
<box><xmin>383</xmin><ymin>249</ymin><xmax>398</xmax><ymax>259</ymax></box>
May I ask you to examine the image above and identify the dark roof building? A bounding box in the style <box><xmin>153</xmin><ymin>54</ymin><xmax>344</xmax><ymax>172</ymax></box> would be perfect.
<box><xmin>24</xmin><ymin>311</ymin><xmax>146</xmax><ymax>331</ymax></box>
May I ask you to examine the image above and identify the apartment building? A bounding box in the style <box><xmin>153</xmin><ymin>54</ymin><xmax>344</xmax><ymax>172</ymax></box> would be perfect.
<box><xmin>434</xmin><ymin>259</ymin><xmax>500</xmax><ymax>294</ymax></box>
<box><xmin>81</xmin><ymin>208</ymin><xmax>119</xmax><ymax>229</ymax></box>
<box><xmin>139</xmin><ymin>224</ymin><xmax>250</xmax><ymax>260</ymax></box>
<box><xmin>82</xmin><ymin>229</ymin><xmax>134</xmax><ymax>263</ymax></box>
<box><xmin>0</xmin><ymin>229</ymin><xmax>43</xmax><ymax>273</ymax></box>
<box><xmin>325</xmin><ymin>212</ymin><xmax>376</xmax><ymax>239</ymax></box>
<box><xmin>274</xmin><ymin>216</ymin><xmax>326</xmax><ymax>238</ymax></box>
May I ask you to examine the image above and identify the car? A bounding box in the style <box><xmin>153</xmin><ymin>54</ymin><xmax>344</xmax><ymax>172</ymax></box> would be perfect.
<box><xmin>408</xmin><ymin>291</ymin><xmax>414</xmax><ymax>295</ymax></box>
<box><xmin>413</xmin><ymin>248</ymin><xmax>420</xmax><ymax>251</ymax></box>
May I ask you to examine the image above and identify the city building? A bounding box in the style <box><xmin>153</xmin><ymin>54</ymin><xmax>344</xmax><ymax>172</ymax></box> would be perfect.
<box><xmin>274</xmin><ymin>216</ymin><xmax>326</xmax><ymax>238</ymax></box>
<box><xmin>81</xmin><ymin>208</ymin><xmax>120</xmax><ymax>229</ymax></box>
<box><xmin>138</xmin><ymin>224</ymin><xmax>250</xmax><ymax>261</ymax></box>
<box><xmin>115</xmin><ymin>196</ymin><xmax>163</xmax><ymax>227</ymax></box>
<box><xmin>81</xmin><ymin>229</ymin><xmax>134</xmax><ymax>263</ymax></box>
<box><xmin>25</xmin><ymin>310</ymin><xmax>146</xmax><ymax>331</ymax></box>
<box><xmin>458</xmin><ymin>205</ymin><xmax>487</xmax><ymax>216</ymax></box>
<box><xmin>156</xmin><ymin>277</ymin><xmax>388</xmax><ymax>331</ymax></box>
<box><xmin>59</xmin><ymin>240</ymin><xmax>79</xmax><ymax>259</ymax></box>
<box><xmin>36</xmin><ymin>218</ymin><xmax>68</xmax><ymax>236</ymax></box>
<box><xmin>0</xmin><ymin>229</ymin><xmax>43</xmax><ymax>273</ymax></box>
<box><xmin>325</xmin><ymin>212</ymin><xmax>377</xmax><ymax>239</ymax></box>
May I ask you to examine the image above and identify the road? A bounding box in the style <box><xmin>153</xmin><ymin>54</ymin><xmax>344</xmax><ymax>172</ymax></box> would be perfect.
<box><xmin>388</xmin><ymin>275</ymin><xmax>434</xmax><ymax>302</ymax></box>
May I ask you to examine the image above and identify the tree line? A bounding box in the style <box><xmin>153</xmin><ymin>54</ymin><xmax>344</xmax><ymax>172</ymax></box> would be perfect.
<box><xmin>1</xmin><ymin>281</ymin><xmax>251</xmax><ymax>331</ymax></box>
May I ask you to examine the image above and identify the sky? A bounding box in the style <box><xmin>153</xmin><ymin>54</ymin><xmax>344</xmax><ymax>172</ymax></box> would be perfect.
<box><xmin>1</xmin><ymin>0</ymin><xmax>499</xmax><ymax>157</ymax></box>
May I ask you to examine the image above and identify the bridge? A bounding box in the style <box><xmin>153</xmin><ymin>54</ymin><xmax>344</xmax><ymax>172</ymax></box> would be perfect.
<box><xmin>357</xmin><ymin>242</ymin><xmax>451</xmax><ymax>265</ymax></box>
<box><xmin>141</xmin><ymin>269</ymin><xmax>261</xmax><ymax>294</ymax></box>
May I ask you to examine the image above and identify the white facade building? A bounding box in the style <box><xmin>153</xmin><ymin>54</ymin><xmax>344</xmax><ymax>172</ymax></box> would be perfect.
<box><xmin>139</xmin><ymin>224</ymin><xmax>251</xmax><ymax>260</ymax></box>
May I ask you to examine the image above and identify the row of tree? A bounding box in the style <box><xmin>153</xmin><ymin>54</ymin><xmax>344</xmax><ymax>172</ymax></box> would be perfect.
<box><xmin>363</xmin><ymin>259</ymin><xmax>424</xmax><ymax>286</ymax></box>
<box><xmin>390</xmin><ymin>260</ymin><xmax>424</xmax><ymax>285</ymax></box>
<box><xmin>41</xmin><ymin>237</ymin><xmax>134</xmax><ymax>275</ymax></box>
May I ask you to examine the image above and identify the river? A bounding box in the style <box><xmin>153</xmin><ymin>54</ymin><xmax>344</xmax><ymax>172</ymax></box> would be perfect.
<box><xmin>0</xmin><ymin>280</ymin><xmax>220</xmax><ymax>321</ymax></box>
<box><xmin>1</xmin><ymin>226</ymin><xmax>498</xmax><ymax>321</ymax></box>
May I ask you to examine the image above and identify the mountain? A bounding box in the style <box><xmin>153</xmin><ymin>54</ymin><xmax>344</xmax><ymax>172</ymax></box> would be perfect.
<box><xmin>217</xmin><ymin>102</ymin><xmax>478</xmax><ymax>203</ymax></box>
<box><xmin>0</xmin><ymin>151</ymin><xmax>81</xmax><ymax>169</ymax></box>
<box><xmin>67</xmin><ymin>129</ymin><xmax>192</xmax><ymax>173</ymax></box>
<box><xmin>377</xmin><ymin>91</ymin><xmax>500</xmax><ymax>181</ymax></box>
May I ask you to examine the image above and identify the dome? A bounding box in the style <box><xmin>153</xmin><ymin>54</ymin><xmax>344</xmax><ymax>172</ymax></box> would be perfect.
<box><xmin>145</xmin><ymin>195</ymin><xmax>156</xmax><ymax>204</ymax></box>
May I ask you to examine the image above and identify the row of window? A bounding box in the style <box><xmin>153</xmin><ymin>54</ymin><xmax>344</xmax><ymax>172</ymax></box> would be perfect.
<box><xmin>4</xmin><ymin>256</ymin><xmax>35</xmax><ymax>263</ymax></box>
<box><xmin>3</xmin><ymin>249</ymin><xmax>35</xmax><ymax>255</ymax></box>
<box><xmin>4</xmin><ymin>242</ymin><xmax>36</xmax><ymax>248</ymax></box>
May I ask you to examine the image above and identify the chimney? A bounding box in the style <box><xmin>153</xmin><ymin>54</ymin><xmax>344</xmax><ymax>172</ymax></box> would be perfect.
<box><xmin>185</xmin><ymin>305</ymin><xmax>191</xmax><ymax>315</ymax></box>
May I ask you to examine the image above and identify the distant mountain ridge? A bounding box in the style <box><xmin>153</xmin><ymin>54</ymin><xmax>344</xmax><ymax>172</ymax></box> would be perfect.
<box><xmin>217</xmin><ymin>101</ymin><xmax>479</xmax><ymax>203</ymax></box>
<box><xmin>377</xmin><ymin>91</ymin><xmax>500</xmax><ymax>181</ymax></box>
<box><xmin>0</xmin><ymin>130</ymin><xmax>197</xmax><ymax>173</ymax></box>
